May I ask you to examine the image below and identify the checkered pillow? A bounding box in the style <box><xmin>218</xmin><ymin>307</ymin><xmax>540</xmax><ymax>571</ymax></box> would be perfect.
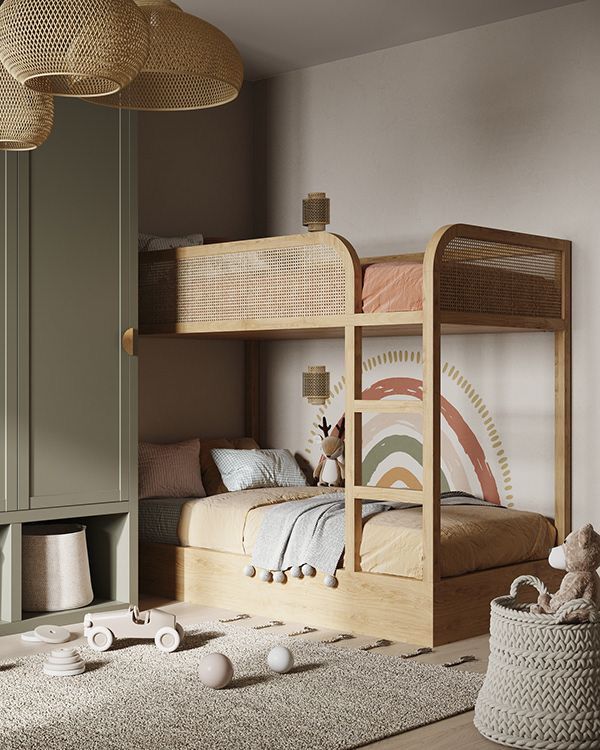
<box><xmin>210</xmin><ymin>449</ymin><xmax>308</xmax><ymax>491</ymax></box>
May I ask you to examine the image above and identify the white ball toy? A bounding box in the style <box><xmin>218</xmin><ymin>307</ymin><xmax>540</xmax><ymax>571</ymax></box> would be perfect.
<box><xmin>259</xmin><ymin>570</ymin><xmax>273</xmax><ymax>583</ymax></box>
<box><xmin>301</xmin><ymin>564</ymin><xmax>316</xmax><ymax>577</ymax></box>
<box><xmin>267</xmin><ymin>645</ymin><xmax>294</xmax><ymax>674</ymax></box>
<box><xmin>324</xmin><ymin>574</ymin><xmax>338</xmax><ymax>588</ymax></box>
<box><xmin>199</xmin><ymin>652</ymin><xmax>234</xmax><ymax>689</ymax></box>
<box><xmin>290</xmin><ymin>565</ymin><xmax>303</xmax><ymax>578</ymax></box>
<box><xmin>243</xmin><ymin>564</ymin><xmax>256</xmax><ymax>577</ymax></box>
<box><xmin>273</xmin><ymin>571</ymin><xmax>287</xmax><ymax>584</ymax></box>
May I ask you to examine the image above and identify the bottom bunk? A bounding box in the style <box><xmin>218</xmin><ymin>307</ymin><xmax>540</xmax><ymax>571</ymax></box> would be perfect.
<box><xmin>138</xmin><ymin>485</ymin><xmax>563</xmax><ymax>646</ymax></box>
<box><xmin>139</xmin><ymin>542</ymin><xmax>563</xmax><ymax>647</ymax></box>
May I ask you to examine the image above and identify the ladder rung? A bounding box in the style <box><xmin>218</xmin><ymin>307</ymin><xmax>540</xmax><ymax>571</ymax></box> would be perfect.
<box><xmin>352</xmin><ymin>486</ymin><xmax>423</xmax><ymax>504</ymax></box>
<box><xmin>354</xmin><ymin>312</ymin><xmax>423</xmax><ymax>327</ymax></box>
<box><xmin>354</xmin><ymin>399</ymin><xmax>422</xmax><ymax>414</ymax></box>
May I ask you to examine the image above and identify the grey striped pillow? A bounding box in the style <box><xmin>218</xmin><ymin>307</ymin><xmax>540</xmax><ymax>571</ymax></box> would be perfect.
<box><xmin>210</xmin><ymin>449</ymin><xmax>308</xmax><ymax>491</ymax></box>
<box><xmin>139</xmin><ymin>439</ymin><xmax>206</xmax><ymax>500</ymax></box>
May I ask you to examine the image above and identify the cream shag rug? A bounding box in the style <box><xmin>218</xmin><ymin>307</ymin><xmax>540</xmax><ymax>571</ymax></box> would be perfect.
<box><xmin>0</xmin><ymin>622</ymin><xmax>483</xmax><ymax>749</ymax></box>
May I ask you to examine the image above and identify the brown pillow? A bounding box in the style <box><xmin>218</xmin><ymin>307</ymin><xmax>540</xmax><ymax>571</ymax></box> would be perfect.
<box><xmin>139</xmin><ymin>438</ymin><xmax>205</xmax><ymax>500</ymax></box>
<box><xmin>200</xmin><ymin>437</ymin><xmax>259</xmax><ymax>495</ymax></box>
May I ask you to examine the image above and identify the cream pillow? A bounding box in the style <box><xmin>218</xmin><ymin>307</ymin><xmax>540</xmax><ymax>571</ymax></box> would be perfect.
<box><xmin>210</xmin><ymin>448</ymin><xmax>308</xmax><ymax>491</ymax></box>
<box><xmin>139</xmin><ymin>439</ymin><xmax>205</xmax><ymax>500</ymax></box>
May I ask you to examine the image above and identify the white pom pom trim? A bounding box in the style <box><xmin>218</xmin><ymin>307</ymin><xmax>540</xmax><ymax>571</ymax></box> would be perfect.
<box><xmin>301</xmin><ymin>564</ymin><xmax>316</xmax><ymax>577</ymax></box>
<box><xmin>243</xmin><ymin>564</ymin><xmax>256</xmax><ymax>578</ymax></box>
<box><xmin>259</xmin><ymin>570</ymin><xmax>273</xmax><ymax>583</ymax></box>
<box><xmin>324</xmin><ymin>574</ymin><xmax>338</xmax><ymax>588</ymax></box>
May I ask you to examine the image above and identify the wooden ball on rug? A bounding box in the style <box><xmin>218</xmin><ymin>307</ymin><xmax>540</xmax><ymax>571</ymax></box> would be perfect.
<box><xmin>243</xmin><ymin>564</ymin><xmax>256</xmax><ymax>577</ymax></box>
<box><xmin>301</xmin><ymin>564</ymin><xmax>316</xmax><ymax>577</ymax></box>
<box><xmin>259</xmin><ymin>570</ymin><xmax>273</xmax><ymax>583</ymax></box>
<box><xmin>290</xmin><ymin>565</ymin><xmax>303</xmax><ymax>578</ymax></box>
<box><xmin>199</xmin><ymin>653</ymin><xmax>234</xmax><ymax>689</ymax></box>
<box><xmin>267</xmin><ymin>646</ymin><xmax>294</xmax><ymax>674</ymax></box>
<box><xmin>273</xmin><ymin>571</ymin><xmax>287</xmax><ymax>584</ymax></box>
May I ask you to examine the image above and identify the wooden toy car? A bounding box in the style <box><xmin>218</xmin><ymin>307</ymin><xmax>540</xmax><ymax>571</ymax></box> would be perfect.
<box><xmin>84</xmin><ymin>606</ymin><xmax>184</xmax><ymax>653</ymax></box>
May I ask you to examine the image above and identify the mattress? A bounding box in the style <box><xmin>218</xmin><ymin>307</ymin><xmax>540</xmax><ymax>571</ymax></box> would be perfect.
<box><xmin>140</xmin><ymin>487</ymin><xmax>556</xmax><ymax>579</ymax></box>
<box><xmin>361</xmin><ymin>259</ymin><xmax>560</xmax><ymax>315</ymax></box>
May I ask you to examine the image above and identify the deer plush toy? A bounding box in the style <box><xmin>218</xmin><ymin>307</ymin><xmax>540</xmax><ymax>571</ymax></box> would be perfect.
<box><xmin>532</xmin><ymin>523</ymin><xmax>600</xmax><ymax>622</ymax></box>
<box><xmin>314</xmin><ymin>417</ymin><xmax>344</xmax><ymax>487</ymax></box>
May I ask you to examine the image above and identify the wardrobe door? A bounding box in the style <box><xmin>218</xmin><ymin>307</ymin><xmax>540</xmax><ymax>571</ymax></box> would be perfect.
<box><xmin>24</xmin><ymin>99</ymin><xmax>137</xmax><ymax>511</ymax></box>
<box><xmin>0</xmin><ymin>154</ymin><xmax>18</xmax><ymax>514</ymax></box>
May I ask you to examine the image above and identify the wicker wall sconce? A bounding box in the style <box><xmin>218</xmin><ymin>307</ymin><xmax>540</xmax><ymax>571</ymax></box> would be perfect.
<box><xmin>302</xmin><ymin>365</ymin><xmax>330</xmax><ymax>405</ymax></box>
<box><xmin>302</xmin><ymin>192</ymin><xmax>330</xmax><ymax>232</ymax></box>
<box><xmin>0</xmin><ymin>0</ymin><xmax>149</xmax><ymax>98</ymax></box>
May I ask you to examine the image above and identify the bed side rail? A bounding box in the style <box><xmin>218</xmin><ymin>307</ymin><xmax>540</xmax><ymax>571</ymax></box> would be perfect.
<box><xmin>426</xmin><ymin>225</ymin><xmax>570</xmax><ymax>321</ymax></box>
<box><xmin>139</xmin><ymin>232</ymin><xmax>361</xmax><ymax>329</ymax></box>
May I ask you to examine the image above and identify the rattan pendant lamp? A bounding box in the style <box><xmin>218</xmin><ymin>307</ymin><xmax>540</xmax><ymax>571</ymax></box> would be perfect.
<box><xmin>87</xmin><ymin>0</ymin><xmax>244</xmax><ymax>111</ymax></box>
<box><xmin>0</xmin><ymin>0</ymin><xmax>149</xmax><ymax>98</ymax></box>
<box><xmin>0</xmin><ymin>61</ymin><xmax>53</xmax><ymax>150</ymax></box>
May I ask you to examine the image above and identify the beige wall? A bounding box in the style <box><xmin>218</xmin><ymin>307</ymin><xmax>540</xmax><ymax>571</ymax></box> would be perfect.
<box><xmin>255</xmin><ymin>0</ymin><xmax>599</xmax><ymax>529</ymax></box>
<box><xmin>138</xmin><ymin>337</ymin><xmax>245</xmax><ymax>443</ymax></box>
<box><xmin>138</xmin><ymin>86</ymin><xmax>254</xmax><ymax>443</ymax></box>
<box><xmin>138</xmin><ymin>84</ymin><xmax>254</xmax><ymax>240</ymax></box>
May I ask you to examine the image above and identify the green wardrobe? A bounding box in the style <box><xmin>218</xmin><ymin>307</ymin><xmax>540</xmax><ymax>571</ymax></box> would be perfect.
<box><xmin>0</xmin><ymin>98</ymin><xmax>138</xmax><ymax>634</ymax></box>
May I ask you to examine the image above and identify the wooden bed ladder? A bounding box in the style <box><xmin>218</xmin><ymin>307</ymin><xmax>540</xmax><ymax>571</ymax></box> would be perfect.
<box><xmin>344</xmin><ymin>241</ymin><xmax>442</xmax><ymax>585</ymax></box>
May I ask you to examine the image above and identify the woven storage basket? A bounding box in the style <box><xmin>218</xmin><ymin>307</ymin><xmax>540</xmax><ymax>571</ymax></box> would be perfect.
<box><xmin>22</xmin><ymin>523</ymin><xmax>94</xmax><ymax>612</ymax></box>
<box><xmin>475</xmin><ymin>575</ymin><xmax>600</xmax><ymax>749</ymax></box>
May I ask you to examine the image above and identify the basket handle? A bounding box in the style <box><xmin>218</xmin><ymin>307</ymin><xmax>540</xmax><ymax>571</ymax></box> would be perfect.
<box><xmin>553</xmin><ymin>598</ymin><xmax>600</xmax><ymax>624</ymax></box>
<box><xmin>509</xmin><ymin>575</ymin><xmax>548</xmax><ymax>600</ymax></box>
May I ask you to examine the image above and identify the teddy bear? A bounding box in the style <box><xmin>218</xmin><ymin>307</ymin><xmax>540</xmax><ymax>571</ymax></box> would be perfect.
<box><xmin>531</xmin><ymin>523</ymin><xmax>600</xmax><ymax>622</ymax></box>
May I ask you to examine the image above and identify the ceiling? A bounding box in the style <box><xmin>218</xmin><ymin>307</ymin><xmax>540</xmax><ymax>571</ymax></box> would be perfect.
<box><xmin>179</xmin><ymin>0</ymin><xmax>583</xmax><ymax>80</ymax></box>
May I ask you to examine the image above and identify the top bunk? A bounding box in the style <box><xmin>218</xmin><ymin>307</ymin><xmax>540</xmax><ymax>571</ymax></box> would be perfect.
<box><xmin>138</xmin><ymin>222</ymin><xmax>570</xmax><ymax>340</ymax></box>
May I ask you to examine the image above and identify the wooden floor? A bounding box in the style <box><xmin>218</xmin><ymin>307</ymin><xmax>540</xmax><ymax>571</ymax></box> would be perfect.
<box><xmin>0</xmin><ymin>596</ymin><xmax>497</xmax><ymax>749</ymax></box>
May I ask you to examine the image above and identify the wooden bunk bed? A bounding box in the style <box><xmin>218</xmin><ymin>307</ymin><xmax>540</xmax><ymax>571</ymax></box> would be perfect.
<box><xmin>137</xmin><ymin>224</ymin><xmax>571</xmax><ymax>646</ymax></box>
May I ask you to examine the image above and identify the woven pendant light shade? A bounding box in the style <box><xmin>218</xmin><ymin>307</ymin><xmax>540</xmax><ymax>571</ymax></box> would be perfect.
<box><xmin>0</xmin><ymin>0</ymin><xmax>149</xmax><ymax>98</ymax></box>
<box><xmin>87</xmin><ymin>0</ymin><xmax>244</xmax><ymax>111</ymax></box>
<box><xmin>0</xmin><ymin>61</ymin><xmax>53</xmax><ymax>150</ymax></box>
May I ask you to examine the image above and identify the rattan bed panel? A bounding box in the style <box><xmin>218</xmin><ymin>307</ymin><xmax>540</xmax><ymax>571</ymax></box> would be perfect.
<box><xmin>439</xmin><ymin>236</ymin><xmax>562</xmax><ymax>318</ymax></box>
<box><xmin>140</xmin><ymin>241</ymin><xmax>347</xmax><ymax>325</ymax></box>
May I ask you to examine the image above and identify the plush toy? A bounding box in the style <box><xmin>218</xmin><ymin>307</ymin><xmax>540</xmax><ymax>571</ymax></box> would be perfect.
<box><xmin>314</xmin><ymin>417</ymin><xmax>344</xmax><ymax>487</ymax></box>
<box><xmin>532</xmin><ymin>523</ymin><xmax>600</xmax><ymax>622</ymax></box>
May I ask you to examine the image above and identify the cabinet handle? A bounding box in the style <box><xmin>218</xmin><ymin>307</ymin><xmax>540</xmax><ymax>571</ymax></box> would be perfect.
<box><xmin>122</xmin><ymin>327</ymin><xmax>138</xmax><ymax>356</ymax></box>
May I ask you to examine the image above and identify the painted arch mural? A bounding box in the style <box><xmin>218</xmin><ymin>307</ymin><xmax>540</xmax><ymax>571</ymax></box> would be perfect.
<box><xmin>305</xmin><ymin>349</ymin><xmax>513</xmax><ymax>507</ymax></box>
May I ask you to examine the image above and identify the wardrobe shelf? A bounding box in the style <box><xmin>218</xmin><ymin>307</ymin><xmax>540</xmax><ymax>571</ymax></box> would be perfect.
<box><xmin>0</xmin><ymin>600</ymin><xmax>129</xmax><ymax>637</ymax></box>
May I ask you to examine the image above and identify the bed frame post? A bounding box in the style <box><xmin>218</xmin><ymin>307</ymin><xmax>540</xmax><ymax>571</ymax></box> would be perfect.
<box><xmin>555</xmin><ymin>243</ymin><xmax>571</xmax><ymax>543</ymax></box>
<box><xmin>345</xmin><ymin>325</ymin><xmax>363</xmax><ymax>572</ymax></box>
<box><xmin>422</xmin><ymin>236</ymin><xmax>442</xmax><ymax>584</ymax></box>
<box><xmin>245</xmin><ymin>341</ymin><xmax>261</xmax><ymax>444</ymax></box>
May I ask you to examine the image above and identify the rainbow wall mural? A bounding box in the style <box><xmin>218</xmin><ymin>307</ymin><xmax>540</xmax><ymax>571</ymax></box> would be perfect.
<box><xmin>306</xmin><ymin>349</ymin><xmax>513</xmax><ymax>507</ymax></box>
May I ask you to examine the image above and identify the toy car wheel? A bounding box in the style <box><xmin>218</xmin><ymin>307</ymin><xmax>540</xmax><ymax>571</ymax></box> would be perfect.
<box><xmin>87</xmin><ymin>625</ymin><xmax>114</xmax><ymax>652</ymax></box>
<box><xmin>155</xmin><ymin>626</ymin><xmax>181</xmax><ymax>653</ymax></box>
<box><xmin>175</xmin><ymin>623</ymin><xmax>184</xmax><ymax>642</ymax></box>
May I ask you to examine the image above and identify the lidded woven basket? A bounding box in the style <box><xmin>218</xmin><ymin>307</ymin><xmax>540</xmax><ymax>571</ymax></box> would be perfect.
<box><xmin>475</xmin><ymin>575</ymin><xmax>600</xmax><ymax>749</ymax></box>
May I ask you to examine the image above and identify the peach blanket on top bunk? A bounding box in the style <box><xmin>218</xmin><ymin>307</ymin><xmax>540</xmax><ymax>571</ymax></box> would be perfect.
<box><xmin>177</xmin><ymin>487</ymin><xmax>556</xmax><ymax>579</ymax></box>
<box><xmin>361</xmin><ymin>259</ymin><xmax>559</xmax><ymax>314</ymax></box>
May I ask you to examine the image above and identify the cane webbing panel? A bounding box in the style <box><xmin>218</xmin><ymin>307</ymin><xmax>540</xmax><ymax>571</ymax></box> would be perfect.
<box><xmin>440</xmin><ymin>236</ymin><xmax>562</xmax><ymax>318</ymax></box>
<box><xmin>140</xmin><ymin>243</ymin><xmax>347</xmax><ymax>325</ymax></box>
